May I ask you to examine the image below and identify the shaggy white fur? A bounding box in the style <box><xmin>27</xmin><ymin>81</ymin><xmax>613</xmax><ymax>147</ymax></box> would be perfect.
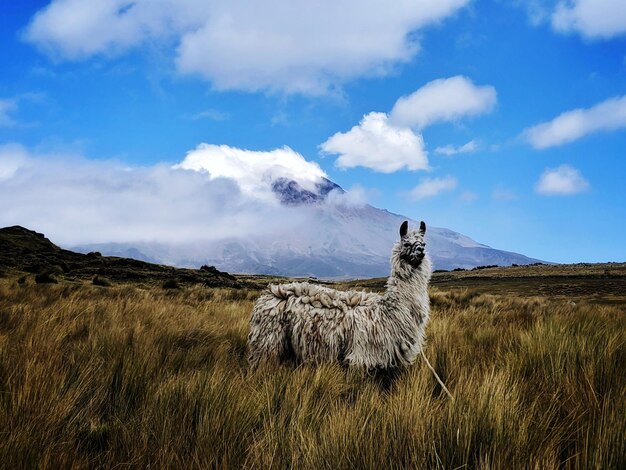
<box><xmin>248</xmin><ymin>221</ymin><xmax>432</xmax><ymax>370</ymax></box>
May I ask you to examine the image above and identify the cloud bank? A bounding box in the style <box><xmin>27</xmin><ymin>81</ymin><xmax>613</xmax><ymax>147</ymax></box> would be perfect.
<box><xmin>524</xmin><ymin>95</ymin><xmax>626</xmax><ymax>149</ymax></box>
<box><xmin>24</xmin><ymin>0</ymin><xmax>469</xmax><ymax>94</ymax></box>
<box><xmin>176</xmin><ymin>144</ymin><xmax>327</xmax><ymax>198</ymax></box>
<box><xmin>0</xmin><ymin>143</ymin><xmax>30</xmax><ymax>181</ymax></box>
<box><xmin>535</xmin><ymin>164</ymin><xmax>590</xmax><ymax>195</ymax></box>
<box><xmin>0</xmin><ymin>143</ymin><xmax>337</xmax><ymax>246</ymax></box>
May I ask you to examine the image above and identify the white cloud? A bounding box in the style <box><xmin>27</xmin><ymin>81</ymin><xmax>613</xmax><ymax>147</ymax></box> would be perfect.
<box><xmin>0</xmin><ymin>143</ymin><xmax>326</xmax><ymax>245</ymax></box>
<box><xmin>186</xmin><ymin>109</ymin><xmax>229</xmax><ymax>121</ymax></box>
<box><xmin>535</xmin><ymin>164</ymin><xmax>590</xmax><ymax>195</ymax></box>
<box><xmin>325</xmin><ymin>185</ymin><xmax>370</xmax><ymax>207</ymax></box>
<box><xmin>408</xmin><ymin>175</ymin><xmax>457</xmax><ymax>200</ymax></box>
<box><xmin>320</xmin><ymin>112</ymin><xmax>428</xmax><ymax>173</ymax></box>
<box><xmin>0</xmin><ymin>99</ymin><xmax>18</xmax><ymax>127</ymax></box>
<box><xmin>517</xmin><ymin>0</ymin><xmax>551</xmax><ymax>26</ymax></box>
<box><xmin>435</xmin><ymin>139</ymin><xmax>477</xmax><ymax>156</ymax></box>
<box><xmin>24</xmin><ymin>0</ymin><xmax>469</xmax><ymax>94</ymax></box>
<box><xmin>552</xmin><ymin>0</ymin><xmax>626</xmax><ymax>39</ymax></box>
<box><xmin>320</xmin><ymin>77</ymin><xmax>496</xmax><ymax>173</ymax></box>
<box><xmin>0</xmin><ymin>93</ymin><xmax>45</xmax><ymax>127</ymax></box>
<box><xmin>320</xmin><ymin>76</ymin><xmax>495</xmax><ymax>173</ymax></box>
<box><xmin>523</xmin><ymin>95</ymin><xmax>626</xmax><ymax>149</ymax></box>
<box><xmin>23</xmin><ymin>0</ymin><xmax>197</xmax><ymax>60</ymax></box>
<box><xmin>176</xmin><ymin>143</ymin><xmax>327</xmax><ymax>199</ymax></box>
<box><xmin>389</xmin><ymin>76</ymin><xmax>497</xmax><ymax>129</ymax></box>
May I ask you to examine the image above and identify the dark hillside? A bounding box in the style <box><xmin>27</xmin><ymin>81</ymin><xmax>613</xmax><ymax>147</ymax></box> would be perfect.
<box><xmin>0</xmin><ymin>226</ymin><xmax>239</xmax><ymax>287</ymax></box>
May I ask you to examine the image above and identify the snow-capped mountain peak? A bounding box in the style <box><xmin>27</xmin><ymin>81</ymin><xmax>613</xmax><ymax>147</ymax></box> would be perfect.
<box><xmin>74</xmin><ymin>175</ymin><xmax>544</xmax><ymax>278</ymax></box>
<box><xmin>271</xmin><ymin>177</ymin><xmax>343</xmax><ymax>206</ymax></box>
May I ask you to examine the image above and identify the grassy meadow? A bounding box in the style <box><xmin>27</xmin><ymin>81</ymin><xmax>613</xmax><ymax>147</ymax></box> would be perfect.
<box><xmin>0</xmin><ymin>273</ymin><xmax>625</xmax><ymax>469</ymax></box>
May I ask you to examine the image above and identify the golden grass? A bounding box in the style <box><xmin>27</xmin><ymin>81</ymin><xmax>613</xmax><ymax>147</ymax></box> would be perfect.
<box><xmin>0</xmin><ymin>278</ymin><xmax>624</xmax><ymax>469</ymax></box>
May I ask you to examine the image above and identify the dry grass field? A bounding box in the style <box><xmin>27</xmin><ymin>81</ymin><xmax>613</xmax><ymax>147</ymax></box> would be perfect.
<box><xmin>0</xmin><ymin>269</ymin><xmax>625</xmax><ymax>469</ymax></box>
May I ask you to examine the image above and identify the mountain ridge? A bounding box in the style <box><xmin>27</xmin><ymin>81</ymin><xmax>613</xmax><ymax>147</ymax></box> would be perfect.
<box><xmin>0</xmin><ymin>225</ymin><xmax>240</xmax><ymax>287</ymax></box>
<box><xmin>69</xmin><ymin>177</ymin><xmax>546</xmax><ymax>278</ymax></box>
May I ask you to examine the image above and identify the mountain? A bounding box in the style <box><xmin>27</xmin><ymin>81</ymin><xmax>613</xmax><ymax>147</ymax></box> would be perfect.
<box><xmin>271</xmin><ymin>177</ymin><xmax>342</xmax><ymax>205</ymax></box>
<box><xmin>0</xmin><ymin>225</ymin><xmax>239</xmax><ymax>287</ymax></box>
<box><xmin>72</xmin><ymin>178</ymin><xmax>545</xmax><ymax>278</ymax></box>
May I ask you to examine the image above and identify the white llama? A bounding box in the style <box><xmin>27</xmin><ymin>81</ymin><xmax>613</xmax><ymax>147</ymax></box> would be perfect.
<box><xmin>248</xmin><ymin>220</ymin><xmax>432</xmax><ymax>371</ymax></box>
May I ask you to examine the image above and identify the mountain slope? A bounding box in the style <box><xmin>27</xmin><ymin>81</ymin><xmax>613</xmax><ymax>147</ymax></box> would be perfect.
<box><xmin>73</xmin><ymin>178</ymin><xmax>545</xmax><ymax>278</ymax></box>
<box><xmin>0</xmin><ymin>226</ymin><xmax>239</xmax><ymax>287</ymax></box>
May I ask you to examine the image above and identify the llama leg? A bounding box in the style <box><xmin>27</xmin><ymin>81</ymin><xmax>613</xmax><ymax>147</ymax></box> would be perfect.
<box><xmin>248</xmin><ymin>319</ymin><xmax>293</xmax><ymax>367</ymax></box>
<box><xmin>370</xmin><ymin>367</ymin><xmax>404</xmax><ymax>392</ymax></box>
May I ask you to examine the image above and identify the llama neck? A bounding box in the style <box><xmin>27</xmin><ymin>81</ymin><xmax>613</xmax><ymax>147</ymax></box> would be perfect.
<box><xmin>384</xmin><ymin>269</ymin><xmax>428</xmax><ymax>300</ymax></box>
<box><xmin>383</xmin><ymin>256</ymin><xmax>431</xmax><ymax>317</ymax></box>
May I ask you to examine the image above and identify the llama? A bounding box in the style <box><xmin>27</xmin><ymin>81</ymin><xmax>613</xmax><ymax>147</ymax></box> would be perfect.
<box><xmin>247</xmin><ymin>220</ymin><xmax>432</xmax><ymax>371</ymax></box>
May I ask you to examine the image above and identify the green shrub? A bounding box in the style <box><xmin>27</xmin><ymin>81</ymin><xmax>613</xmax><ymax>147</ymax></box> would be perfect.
<box><xmin>92</xmin><ymin>275</ymin><xmax>112</xmax><ymax>287</ymax></box>
<box><xmin>35</xmin><ymin>271</ymin><xmax>58</xmax><ymax>284</ymax></box>
<box><xmin>162</xmin><ymin>279</ymin><xmax>180</xmax><ymax>289</ymax></box>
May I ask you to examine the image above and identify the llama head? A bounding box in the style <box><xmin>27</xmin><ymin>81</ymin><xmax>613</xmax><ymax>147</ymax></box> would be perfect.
<box><xmin>395</xmin><ymin>220</ymin><xmax>426</xmax><ymax>270</ymax></box>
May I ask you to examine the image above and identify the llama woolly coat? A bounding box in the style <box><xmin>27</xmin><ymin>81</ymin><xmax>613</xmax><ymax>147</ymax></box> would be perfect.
<box><xmin>247</xmin><ymin>221</ymin><xmax>432</xmax><ymax>369</ymax></box>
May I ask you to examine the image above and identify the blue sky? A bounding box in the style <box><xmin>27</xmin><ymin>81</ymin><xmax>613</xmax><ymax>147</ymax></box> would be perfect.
<box><xmin>0</xmin><ymin>0</ymin><xmax>625</xmax><ymax>263</ymax></box>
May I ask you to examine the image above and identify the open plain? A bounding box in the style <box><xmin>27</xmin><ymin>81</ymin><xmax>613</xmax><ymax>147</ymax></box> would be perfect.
<box><xmin>1</xmin><ymin>261</ymin><xmax>624</xmax><ymax>469</ymax></box>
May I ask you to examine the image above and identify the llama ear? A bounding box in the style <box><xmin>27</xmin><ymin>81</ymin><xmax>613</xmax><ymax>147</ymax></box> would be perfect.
<box><xmin>400</xmin><ymin>221</ymin><xmax>408</xmax><ymax>238</ymax></box>
<box><xmin>419</xmin><ymin>221</ymin><xmax>426</xmax><ymax>235</ymax></box>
